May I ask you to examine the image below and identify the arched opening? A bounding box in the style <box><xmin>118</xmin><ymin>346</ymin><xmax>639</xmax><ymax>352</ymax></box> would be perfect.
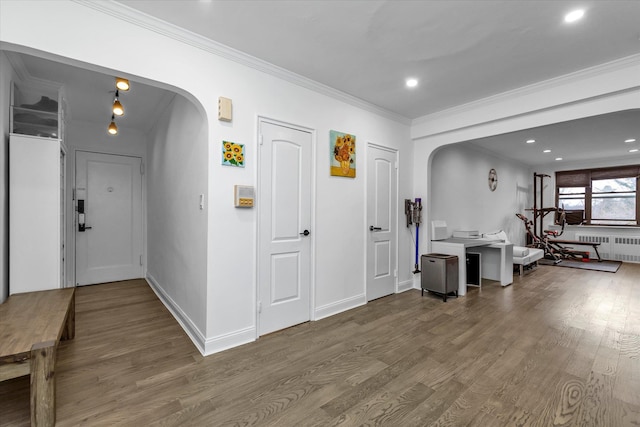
<box><xmin>0</xmin><ymin>46</ymin><xmax>209</xmax><ymax>337</ymax></box>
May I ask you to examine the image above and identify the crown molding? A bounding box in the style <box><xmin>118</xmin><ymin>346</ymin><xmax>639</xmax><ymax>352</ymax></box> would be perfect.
<box><xmin>412</xmin><ymin>53</ymin><xmax>640</xmax><ymax>127</ymax></box>
<box><xmin>72</xmin><ymin>0</ymin><xmax>410</xmax><ymax>125</ymax></box>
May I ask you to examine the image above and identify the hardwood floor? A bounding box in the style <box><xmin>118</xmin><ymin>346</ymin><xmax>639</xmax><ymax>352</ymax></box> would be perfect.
<box><xmin>1</xmin><ymin>263</ymin><xmax>639</xmax><ymax>426</ymax></box>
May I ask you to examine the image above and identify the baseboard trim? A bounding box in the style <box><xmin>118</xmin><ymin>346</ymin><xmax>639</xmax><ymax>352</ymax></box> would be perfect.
<box><xmin>203</xmin><ymin>327</ymin><xmax>256</xmax><ymax>356</ymax></box>
<box><xmin>314</xmin><ymin>293</ymin><xmax>366</xmax><ymax>321</ymax></box>
<box><xmin>397</xmin><ymin>279</ymin><xmax>414</xmax><ymax>293</ymax></box>
<box><xmin>145</xmin><ymin>274</ymin><xmax>207</xmax><ymax>355</ymax></box>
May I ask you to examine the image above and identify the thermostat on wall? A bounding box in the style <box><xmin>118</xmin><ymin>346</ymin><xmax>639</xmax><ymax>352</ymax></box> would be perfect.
<box><xmin>234</xmin><ymin>185</ymin><xmax>254</xmax><ymax>208</ymax></box>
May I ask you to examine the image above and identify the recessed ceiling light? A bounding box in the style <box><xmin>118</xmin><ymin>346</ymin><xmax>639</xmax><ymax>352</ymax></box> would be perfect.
<box><xmin>526</xmin><ymin>139</ymin><xmax>535</xmax><ymax>144</ymax></box>
<box><xmin>406</xmin><ymin>78</ymin><xmax>418</xmax><ymax>88</ymax></box>
<box><xmin>555</xmin><ymin>157</ymin><xmax>563</xmax><ymax>161</ymax></box>
<box><xmin>625</xmin><ymin>138</ymin><xmax>637</xmax><ymax>143</ymax></box>
<box><xmin>564</xmin><ymin>9</ymin><xmax>585</xmax><ymax>23</ymax></box>
<box><xmin>630</xmin><ymin>149</ymin><xmax>639</xmax><ymax>153</ymax></box>
<box><xmin>543</xmin><ymin>149</ymin><xmax>551</xmax><ymax>153</ymax></box>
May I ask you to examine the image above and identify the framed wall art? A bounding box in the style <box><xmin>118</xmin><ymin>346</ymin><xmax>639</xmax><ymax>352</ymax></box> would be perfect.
<box><xmin>330</xmin><ymin>130</ymin><xmax>356</xmax><ymax>178</ymax></box>
<box><xmin>222</xmin><ymin>141</ymin><xmax>244</xmax><ymax>167</ymax></box>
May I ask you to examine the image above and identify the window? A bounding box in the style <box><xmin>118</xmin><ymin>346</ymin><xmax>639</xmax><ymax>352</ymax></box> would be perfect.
<box><xmin>556</xmin><ymin>165</ymin><xmax>640</xmax><ymax>226</ymax></box>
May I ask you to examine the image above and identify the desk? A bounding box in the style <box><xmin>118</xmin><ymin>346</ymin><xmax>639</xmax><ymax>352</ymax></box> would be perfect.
<box><xmin>430</xmin><ymin>238</ymin><xmax>513</xmax><ymax>296</ymax></box>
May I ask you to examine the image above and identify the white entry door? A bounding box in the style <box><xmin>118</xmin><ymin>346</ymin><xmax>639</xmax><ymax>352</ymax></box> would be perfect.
<box><xmin>366</xmin><ymin>144</ymin><xmax>398</xmax><ymax>301</ymax></box>
<box><xmin>75</xmin><ymin>151</ymin><xmax>143</xmax><ymax>285</ymax></box>
<box><xmin>258</xmin><ymin>120</ymin><xmax>312</xmax><ymax>336</ymax></box>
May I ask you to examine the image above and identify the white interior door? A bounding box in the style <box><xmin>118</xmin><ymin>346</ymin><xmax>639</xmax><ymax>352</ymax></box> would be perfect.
<box><xmin>75</xmin><ymin>151</ymin><xmax>143</xmax><ymax>286</ymax></box>
<box><xmin>366</xmin><ymin>144</ymin><xmax>397</xmax><ymax>301</ymax></box>
<box><xmin>258</xmin><ymin>120</ymin><xmax>312</xmax><ymax>336</ymax></box>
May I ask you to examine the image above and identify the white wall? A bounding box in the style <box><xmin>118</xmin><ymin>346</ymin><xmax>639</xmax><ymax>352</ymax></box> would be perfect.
<box><xmin>430</xmin><ymin>143</ymin><xmax>531</xmax><ymax>246</ymax></box>
<box><xmin>0</xmin><ymin>1</ymin><xmax>413</xmax><ymax>354</ymax></box>
<box><xmin>147</xmin><ymin>93</ymin><xmax>208</xmax><ymax>342</ymax></box>
<box><xmin>0</xmin><ymin>51</ymin><xmax>14</xmax><ymax>303</ymax></box>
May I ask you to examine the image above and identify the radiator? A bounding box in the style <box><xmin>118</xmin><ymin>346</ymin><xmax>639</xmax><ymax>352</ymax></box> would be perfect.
<box><xmin>612</xmin><ymin>236</ymin><xmax>640</xmax><ymax>263</ymax></box>
<box><xmin>574</xmin><ymin>233</ymin><xmax>640</xmax><ymax>263</ymax></box>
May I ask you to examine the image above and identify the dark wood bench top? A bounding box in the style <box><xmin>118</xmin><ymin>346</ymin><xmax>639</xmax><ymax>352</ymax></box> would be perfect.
<box><xmin>550</xmin><ymin>239</ymin><xmax>601</xmax><ymax>246</ymax></box>
<box><xmin>0</xmin><ymin>288</ymin><xmax>75</xmax><ymax>364</ymax></box>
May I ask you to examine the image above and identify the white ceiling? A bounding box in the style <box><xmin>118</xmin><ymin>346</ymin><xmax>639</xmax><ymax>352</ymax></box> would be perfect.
<box><xmin>115</xmin><ymin>0</ymin><xmax>640</xmax><ymax>119</ymax></box>
<box><xmin>4</xmin><ymin>1</ymin><xmax>640</xmax><ymax>165</ymax></box>
<box><xmin>460</xmin><ymin>110</ymin><xmax>640</xmax><ymax>167</ymax></box>
<box><xmin>7</xmin><ymin>52</ymin><xmax>175</xmax><ymax>135</ymax></box>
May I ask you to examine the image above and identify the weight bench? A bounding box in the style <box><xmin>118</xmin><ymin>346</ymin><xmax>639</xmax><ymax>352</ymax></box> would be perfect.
<box><xmin>0</xmin><ymin>288</ymin><xmax>75</xmax><ymax>427</ymax></box>
<box><xmin>549</xmin><ymin>239</ymin><xmax>602</xmax><ymax>261</ymax></box>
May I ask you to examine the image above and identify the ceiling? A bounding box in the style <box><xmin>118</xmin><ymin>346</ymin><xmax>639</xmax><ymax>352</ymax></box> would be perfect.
<box><xmin>115</xmin><ymin>0</ymin><xmax>640</xmax><ymax>119</ymax></box>
<box><xmin>460</xmin><ymin>110</ymin><xmax>640</xmax><ymax>167</ymax></box>
<box><xmin>6</xmin><ymin>52</ymin><xmax>175</xmax><ymax>135</ymax></box>
<box><xmin>4</xmin><ymin>1</ymin><xmax>639</xmax><ymax>165</ymax></box>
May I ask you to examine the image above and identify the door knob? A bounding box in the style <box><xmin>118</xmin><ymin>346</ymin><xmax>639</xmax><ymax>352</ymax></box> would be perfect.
<box><xmin>299</xmin><ymin>230</ymin><xmax>310</xmax><ymax>236</ymax></box>
<box><xmin>369</xmin><ymin>226</ymin><xmax>382</xmax><ymax>231</ymax></box>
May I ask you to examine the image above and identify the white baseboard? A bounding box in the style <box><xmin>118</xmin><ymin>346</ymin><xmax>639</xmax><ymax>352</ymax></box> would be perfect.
<box><xmin>314</xmin><ymin>293</ymin><xmax>366</xmax><ymax>321</ymax></box>
<box><xmin>397</xmin><ymin>279</ymin><xmax>414</xmax><ymax>293</ymax></box>
<box><xmin>145</xmin><ymin>274</ymin><xmax>207</xmax><ymax>355</ymax></box>
<box><xmin>146</xmin><ymin>274</ymin><xmax>257</xmax><ymax>356</ymax></box>
<box><xmin>203</xmin><ymin>327</ymin><xmax>256</xmax><ymax>356</ymax></box>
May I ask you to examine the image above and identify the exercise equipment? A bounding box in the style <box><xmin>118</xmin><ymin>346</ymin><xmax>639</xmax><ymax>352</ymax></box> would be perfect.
<box><xmin>517</xmin><ymin>172</ymin><xmax>602</xmax><ymax>262</ymax></box>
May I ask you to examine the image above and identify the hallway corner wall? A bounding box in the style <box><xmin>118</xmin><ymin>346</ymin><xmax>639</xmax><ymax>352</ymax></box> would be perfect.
<box><xmin>147</xmin><ymin>93</ymin><xmax>208</xmax><ymax>350</ymax></box>
<box><xmin>0</xmin><ymin>51</ymin><xmax>16</xmax><ymax>303</ymax></box>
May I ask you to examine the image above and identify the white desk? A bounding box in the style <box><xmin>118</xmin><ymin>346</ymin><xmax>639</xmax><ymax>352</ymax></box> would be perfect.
<box><xmin>430</xmin><ymin>238</ymin><xmax>513</xmax><ymax>296</ymax></box>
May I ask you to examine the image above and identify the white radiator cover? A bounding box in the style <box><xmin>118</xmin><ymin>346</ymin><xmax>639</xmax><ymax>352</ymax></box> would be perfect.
<box><xmin>575</xmin><ymin>233</ymin><xmax>640</xmax><ymax>263</ymax></box>
<box><xmin>612</xmin><ymin>236</ymin><xmax>640</xmax><ymax>263</ymax></box>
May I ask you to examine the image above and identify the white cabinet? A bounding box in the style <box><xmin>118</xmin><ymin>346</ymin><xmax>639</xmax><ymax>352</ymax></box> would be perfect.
<box><xmin>9</xmin><ymin>134</ymin><xmax>66</xmax><ymax>294</ymax></box>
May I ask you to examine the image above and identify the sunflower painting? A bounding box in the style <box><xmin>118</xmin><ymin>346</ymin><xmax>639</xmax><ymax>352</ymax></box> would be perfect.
<box><xmin>330</xmin><ymin>130</ymin><xmax>356</xmax><ymax>178</ymax></box>
<box><xmin>222</xmin><ymin>141</ymin><xmax>244</xmax><ymax>167</ymax></box>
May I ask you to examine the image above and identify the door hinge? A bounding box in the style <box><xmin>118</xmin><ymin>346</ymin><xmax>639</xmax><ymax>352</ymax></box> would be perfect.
<box><xmin>72</xmin><ymin>188</ymin><xmax>76</xmax><ymax>201</ymax></box>
<box><xmin>258</xmin><ymin>301</ymin><xmax>262</xmax><ymax>313</ymax></box>
<box><xmin>259</xmin><ymin>134</ymin><xmax>264</xmax><ymax>146</ymax></box>
<box><xmin>140</xmin><ymin>162</ymin><xmax>145</xmax><ymax>175</ymax></box>
<box><xmin>140</xmin><ymin>255</ymin><xmax>143</xmax><ymax>266</ymax></box>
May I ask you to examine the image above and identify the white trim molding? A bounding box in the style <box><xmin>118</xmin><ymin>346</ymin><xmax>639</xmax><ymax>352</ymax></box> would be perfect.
<box><xmin>314</xmin><ymin>294</ymin><xmax>367</xmax><ymax>321</ymax></box>
<box><xmin>146</xmin><ymin>274</ymin><xmax>207</xmax><ymax>355</ymax></box>
<box><xmin>203</xmin><ymin>327</ymin><xmax>256</xmax><ymax>356</ymax></box>
<box><xmin>397</xmin><ymin>279</ymin><xmax>414</xmax><ymax>293</ymax></box>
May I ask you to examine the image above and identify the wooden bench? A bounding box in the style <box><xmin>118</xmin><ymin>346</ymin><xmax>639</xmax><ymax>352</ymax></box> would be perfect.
<box><xmin>0</xmin><ymin>288</ymin><xmax>75</xmax><ymax>427</ymax></box>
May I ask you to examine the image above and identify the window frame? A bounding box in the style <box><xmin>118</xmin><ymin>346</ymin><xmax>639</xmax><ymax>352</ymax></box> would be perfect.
<box><xmin>555</xmin><ymin>165</ymin><xmax>640</xmax><ymax>226</ymax></box>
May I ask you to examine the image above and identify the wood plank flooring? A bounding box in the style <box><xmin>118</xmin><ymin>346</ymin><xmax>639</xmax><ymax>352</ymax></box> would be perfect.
<box><xmin>1</xmin><ymin>263</ymin><xmax>639</xmax><ymax>426</ymax></box>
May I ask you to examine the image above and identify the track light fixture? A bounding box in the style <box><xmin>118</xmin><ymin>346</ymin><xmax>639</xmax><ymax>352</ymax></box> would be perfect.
<box><xmin>107</xmin><ymin>77</ymin><xmax>130</xmax><ymax>134</ymax></box>
<box><xmin>108</xmin><ymin>114</ymin><xmax>118</xmax><ymax>135</ymax></box>
<box><xmin>115</xmin><ymin>77</ymin><xmax>130</xmax><ymax>91</ymax></box>
<box><xmin>113</xmin><ymin>90</ymin><xmax>124</xmax><ymax>116</ymax></box>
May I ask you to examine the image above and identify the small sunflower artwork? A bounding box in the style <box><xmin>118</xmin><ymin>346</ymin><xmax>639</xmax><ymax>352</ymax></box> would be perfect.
<box><xmin>330</xmin><ymin>130</ymin><xmax>356</xmax><ymax>178</ymax></box>
<box><xmin>222</xmin><ymin>141</ymin><xmax>244</xmax><ymax>168</ymax></box>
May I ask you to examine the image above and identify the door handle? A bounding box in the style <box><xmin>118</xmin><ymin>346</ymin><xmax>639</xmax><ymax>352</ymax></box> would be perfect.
<box><xmin>299</xmin><ymin>230</ymin><xmax>310</xmax><ymax>236</ymax></box>
<box><xmin>369</xmin><ymin>226</ymin><xmax>382</xmax><ymax>231</ymax></box>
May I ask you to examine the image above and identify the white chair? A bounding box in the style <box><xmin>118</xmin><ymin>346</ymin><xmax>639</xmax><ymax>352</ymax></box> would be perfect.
<box><xmin>512</xmin><ymin>246</ymin><xmax>544</xmax><ymax>276</ymax></box>
<box><xmin>484</xmin><ymin>230</ymin><xmax>543</xmax><ymax>276</ymax></box>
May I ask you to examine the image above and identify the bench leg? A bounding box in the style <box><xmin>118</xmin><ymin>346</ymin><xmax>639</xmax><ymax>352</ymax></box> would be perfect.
<box><xmin>62</xmin><ymin>291</ymin><xmax>75</xmax><ymax>341</ymax></box>
<box><xmin>30</xmin><ymin>341</ymin><xmax>56</xmax><ymax>427</ymax></box>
